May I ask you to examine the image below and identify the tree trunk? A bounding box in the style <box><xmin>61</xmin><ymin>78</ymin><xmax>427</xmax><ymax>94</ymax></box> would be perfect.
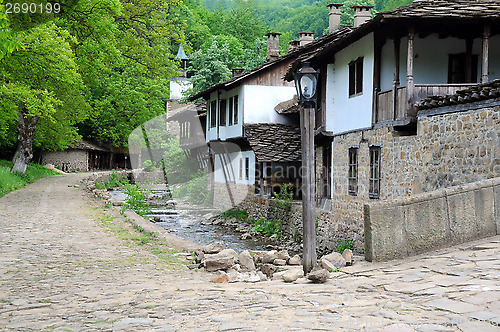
<box><xmin>11</xmin><ymin>110</ymin><xmax>39</xmax><ymax>175</ymax></box>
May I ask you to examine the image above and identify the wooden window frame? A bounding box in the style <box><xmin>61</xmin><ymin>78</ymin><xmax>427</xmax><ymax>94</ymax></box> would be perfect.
<box><xmin>349</xmin><ymin>57</ymin><xmax>364</xmax><ymax>97</ymax></box>
<box><xmin>210</xmin><ymin>100</ymin><xmax>217</xmax><ymax>128</ymax></box>
<box><xmin>219</xmin><ymin>99</ymin><xmax>227</xmax><ymax>127</ymax></box>
<box><xmin>228</xmin><ymin>98</ymin><xmax>233</xmax><ymax>126</ymax></box>
<box><xmin>369</xmin><ymin>146</ymin><xmax>381</xmax><ymax>199</ymax></box>
<box><xmin>348</xmin><ymin>147</ymin><xmax>358</xmax><ymax>196</ymax></box>
<box><xmin>245</xmin><ymin>157</ymin><xmax>249</xmax><ymax>180</ymax></box>
<box><xmin>233</xmin><ymin>95</ymin><xmax>239</xmax><ymax>125</ymax></box>
<box><xmin>448</xmin><ymin>53</ymin><xmax>478</xmax><ymax>84</ymax></box>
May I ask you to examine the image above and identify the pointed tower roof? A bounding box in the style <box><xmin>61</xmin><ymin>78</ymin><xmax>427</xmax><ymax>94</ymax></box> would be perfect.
<box><xmin>176</xmin><ymin>44</ymin><xmax>188</xmax><ymax>60</ymax></box>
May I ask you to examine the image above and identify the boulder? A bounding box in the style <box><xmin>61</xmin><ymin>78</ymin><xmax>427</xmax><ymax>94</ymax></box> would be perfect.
<box><xmin>203</xmin><ymin>242</ymin><xmax>225</xmax><ymax>254</ymax></box>
<box><xmin>204</xmin><ymin>252</ymin><xmax>235</xmax><ymax>272</ymax></box>
<box><xmin>288</xmin><ymin>255</ymin><xmax>301</xmax><ymax>265</ymax></box>
<box><xmin>194</xmin><ymin>250</ymin><xmax>205</xmax><ymax>264</ymax></box>
<box><xmin>262</xmin><ymin>250</ymin><xmax>278</xmax><ymax>264</ymax></box>
<box><xmin>342</xmin><ymin>249</ymin><xmax>353</xmax><ymax>266</ymax></box>
<box><xmin>282</xmin><ymin>269</ymin><xmax>303</xmax><ymax>283</ymax></box>
<box><xmin>277</xmin><ymin>250</ymin><xmax>290</xmax><ymax>262</ymax></box>
<box><xmin>241</xmin><ymin>233</ymin><xmax>252</xmax><ymax>240</ymax></box>
<box><xmin>260</xmin><ymin>264</ymin><xmax>277</xmax><ymax>278</ymax></box>
<box><xmin>307</xmin><ymin>268</ymin><xmax>330</xmax><ymax>283</ymax></box>
<box><xmin>219</xmin><ymin>249</ymin><xmax>238</xmax><ymax>262</ymax></box>
<box><xmin>320</xmin><ymin>258</ymin><xmax>336</xmax><ymax>271</ymax></box>
<box><xmin>322</xmin><ymin>252</ymin><xmax>346</xmax><ymax>268</ymax></box>
<box><xmin>239</xmin><ymin>250</ymin><xmax>256</xmax><ymax>271</ymax></box>
<box><xmin>257</xmin><ymin>271</ymin><xmax>267</xmax><ymax>282</ymax></box>
<box><xmin>210</xmin><ymin>271</ymin><xmax>229</xmax><ymax>283</ymax></box>
<box><xmin>273</xmin><ymin>259</ymin><xmax>287</xmax><ymax>266</ymax></box>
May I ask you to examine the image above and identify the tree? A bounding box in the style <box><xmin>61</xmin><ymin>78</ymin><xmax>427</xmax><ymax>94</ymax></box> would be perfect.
<box><xmin>0</xmin><ymin>24</ymin><xmax>89</xmax><ymax>174</ymax></box>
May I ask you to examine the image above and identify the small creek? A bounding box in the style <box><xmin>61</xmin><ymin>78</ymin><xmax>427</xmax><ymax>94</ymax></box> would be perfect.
<box><xmin>108</xmin><ymin>188</ymin><xmax>270</xmax><ymax>252</ymax></box>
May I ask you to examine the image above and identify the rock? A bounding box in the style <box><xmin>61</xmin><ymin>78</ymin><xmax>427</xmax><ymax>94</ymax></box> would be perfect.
<box><xmin>257</xmin><ymin>271</ymin><xmax>267</xmax><ymax>282</ymax></box>
<box><xmin>262</xmin><ymin>250</ymin><xmax>278</xmax><ymax>264</ymax></box>
<box><xmin>277</xmin><ymin>250</ymin><xmax>290</xmax><ymax>262</ymax></box>
<box><xmin>320</xmin><ymin>258</ymin><xmax>336</xmax><ymax>271</ymax></box>
<box><xmin>232</xmin><ymin>264</ymin><xmax>242</xmax><ymax>272</ymax></box>
<box><xmin>239</xmin><ymin>250</ymin><xmax>256</xmax><ymax>271</ymax></box>
<box><xmin>226</xmin><ymin>268</ymin><xmax>239</xmax><ymax>282</ymax></box>
<box><xmin>322</xmin><ymin>252</ymin><xmax>346</xmax><ymax>268</ymax></box>
<box><xmin>241</xmin><ymin>233</ymin><xmax>252</xmax><ymax>240</ymax></box>
<box><xmin>273</xmin><ymin>259</ymin><xmax>286</xmax><ymax>266</ymax></box>
<box><xmin>282</xmin><ymin>269</ymin><xmax>303</xmax><ymax>283</ymax></box>
<box><xmin>247</xmin><ymin>273</ymin><xmax>261</xmax><ymax>283</ymax></box>
<box><xmin>307</xmin><ymin>269</ymin><xmax>330</xmax><ymax>283</ymax></box>
<box><xmin>219</xmin><ymin>249</ymin><xmax>238</xmax><ymax>262</ymax></box>
<box><xmin>210</xmin><ymin>271</ymin><xmax>229</xmax><ymax>283</ymax></box>
<box><xmin>203</xmin><ymin>242</ymin><xmax>224</xmax><ymax>254</ymax></box>
<box><xmin>288</xmin><ymin>255</ymin><xmax>301</xmax><ymax>265</ymax></box>
<box><xmin>194</xmin><ymin>250</ymin><xmax>204</xmax><ymax>264</ymax></box>
<box><xmin>260</xmin><ymin>264</ymin><xmax>277</xmax><ymax>278</ymax></box>
<box><xmin>342</xmin><ymin>249</ymin><xmax>353</xmax><ymax>266</ymax></box>
<box><xmin>204</xmin><ymin>252</ymin><xmax>235</xmax><ymax>272</ymax></box>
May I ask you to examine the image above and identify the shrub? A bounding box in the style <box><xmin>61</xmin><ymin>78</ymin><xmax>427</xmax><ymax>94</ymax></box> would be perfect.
<box><xmin>336</xmin><ymin>239</ymin><xmax>354</xmax><ymax>253</ymax></box>
<box><xmin>122</xmin><ymin>184</ymin><xmax>151</xmax><ymax>216</ymax></box>
<box><xmin>252</xmin><ymin>217</ymin><xmax>281</xmax><ymax>237</ymax></box>
<box><xmin>173</xmin><ymin>170</ymin><xmax>209</xmax><ymax>205</ymax></box>
<box><xmin>274</xmin><ymin>183</ymin><xmax>294</xmax><ymax>211</ymax></box>
<box><xmin>142</xmin><ymin>160</ymin><xmax>156</xmax><ymax>172</ymax></box>
<box><xmin>221</xmin><ymin>209</ymin><xmax>248</xmax><ymax>221</ymax></box>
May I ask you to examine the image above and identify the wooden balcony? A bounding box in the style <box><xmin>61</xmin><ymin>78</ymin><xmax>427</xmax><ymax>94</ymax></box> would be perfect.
<box><xmin>375</xmin><ymin>84</ymin><xmax>476</xmax><ymax>127</ymax></box>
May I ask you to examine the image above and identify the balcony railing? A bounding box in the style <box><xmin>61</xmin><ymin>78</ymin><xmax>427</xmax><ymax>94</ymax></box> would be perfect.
<box><xmin>376</xmin><ymin>84</ymin><xmax>476</xmax><ymax>125</ymax></box>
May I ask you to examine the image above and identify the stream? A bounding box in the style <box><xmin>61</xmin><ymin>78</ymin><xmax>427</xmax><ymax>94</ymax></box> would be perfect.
<box><xmin>108</xmin><ymin>188</ymin><xmax>270</xmax><ymax>252</ymax></box>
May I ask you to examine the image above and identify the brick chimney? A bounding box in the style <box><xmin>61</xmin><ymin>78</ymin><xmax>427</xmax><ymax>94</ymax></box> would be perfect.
<box><xmin>288</xmin><ymin>40</ymin><xmax>300</xmax><ymax>52</ymax></box>
<box><xmin>265</xmin><ymin>32</ymin><xmax>281</xmax><ymax>61</ymax></box>
<box><xmin>232</xmin><ymin>68</ymin><xmax>244</xmax><ymax>77</ymax></box>
<box><xmin>327</xmin><ymin>3</ymin><xmax>343</xmax><ymax>33</ymax></box>
<box><xmin>298</xmin><ymin>32</ymin><xmax>314</xmax><ymax>47</ymax></box>
<box><xmin>352</xmin><ymin>5</ymin><xmax>373</xmax><ymax>28</ymax></box>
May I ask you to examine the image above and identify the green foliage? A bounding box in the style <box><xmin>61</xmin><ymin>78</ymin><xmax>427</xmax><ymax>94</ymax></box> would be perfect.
<box><xmin>0</xmin><ymin>160</ymin><xmax>58</xmax><ymax>197</ymax></box>
<box><xmin>173</xmin><ymin>170</ymin><xmax>209</xmax><ymax>205</ymax></box>
<box><xmin>96</xmin><ymin>170</ymin><xmax>130</xmax><ymax>189</ymax></box>
<box><xmin>221</xmin><ymin>209</ymin><xmax>248</xmax><ymax>221</ymax></box>
<box><xmin>142</xmin><ymin>160</ymin><xmax>156</xmax><ymax>172</ymax></box>
<box><xmin>162</xmin><ymin>136</ymin><xmax>193</xmax><ymax>184</ymax></box>
<box><xmin>252</xmin><ymin>217</ymin><xmax>281</xmax><ymax>237</ymax></box>
<box><xmin>336</xmin><ymin>239</ymin><xmax>354</xmax><ymax>253</ymax></box>
<box><xmin>274</xmin><ymin>183</ymin><xmax>294</xmax><ymax>211</ymax></box>
<box><xmin>122</xmin><ymin>184</ymin><xmax>152</xmax><ymax>216</ymax></box>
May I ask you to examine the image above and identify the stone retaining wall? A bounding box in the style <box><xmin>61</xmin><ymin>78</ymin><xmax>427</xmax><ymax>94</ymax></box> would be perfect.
<box><xmin>42</xmin><ymin>150</ymin><xmax>87</xmax><ymax>172</ymax></box>
<box><xmin>364</xmin><ymin>177</ymin><xmax>500</xmax><ymax>261</ymax></box>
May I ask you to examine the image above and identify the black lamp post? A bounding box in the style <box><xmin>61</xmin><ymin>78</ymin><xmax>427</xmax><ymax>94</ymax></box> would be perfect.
<box><xmin>293</xmin><ymin>62</ymin><xmax>319</xmax><ymax>274</ymax></box>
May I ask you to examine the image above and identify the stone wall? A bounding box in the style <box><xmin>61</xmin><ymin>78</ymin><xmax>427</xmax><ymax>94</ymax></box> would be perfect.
<box><xmin>213</xmin><ymin>182</ymin><xmax>254</xmax><ymax>211</ymax></box>
<box><xmin>329</xmin><ymin>105</ymin><xmax>500</xmax><ymax>252</ymax></box>
<box><xmin>364</xmin><ymin>177</ymin><xmax>500</xmax><ymax>261</ymax></box>
<box><xmin>42</xmin><ymin>150</ymin><xmax>88</xmax><ymax>172</ymax></box>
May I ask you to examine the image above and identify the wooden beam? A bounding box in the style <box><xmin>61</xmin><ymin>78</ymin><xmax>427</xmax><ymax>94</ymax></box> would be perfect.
<box><xmin>300</xmin><ymin>105</ymin><xmax>316</xmax><ymax>274</ymax></box>
<box><xmin>406</xmin><ymin>27</ymin><xmax>415</xmax><ymax>119</ymax></box>
<box><xmin>393</xmin><ymin>37</ymin><xmax>401</xmax><ymax>121</ymax></box>
<box><xmin>482</xmin><ymin>24</ymin><xmax>490</xmax><ymax>83</ymax></box>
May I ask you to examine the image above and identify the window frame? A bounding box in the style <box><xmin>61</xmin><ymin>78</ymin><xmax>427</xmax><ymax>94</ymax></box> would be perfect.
<box><xmin>369</xmin><ymin>146</ymin><xmax>381</xmax><ymax>199</ymax></box>
<box><xmin>348</xmin><ymin>147</ymin><xmax>358</xmax><ymax>196</ymax></box>
<box><xmin>233</xmin><ymin>95</ymin><xmax>239</xmax><ymax>125</ymax></box>
<box><xmin>219</xmin><ymin>99</ymin><xmax>227</xmax><ymax>127</ymax></box>
<box><xmin>210</xmin><ymin>100</ymin><xmax>217</xmax><ymax>128</ymax></box>
<box><xmin>348</xmin><ymin>57</ymin><xmax>364</xmax><ymax>97</ymax></box>
<box><xmin>228</xmin><ymin>98</ymin><xmax>233</xmax><ymax>126</ymax></box>
<box><xmin>448</xmin><ymin>53</ymin><xmax>478</xmax><ymax>84</ymax></box>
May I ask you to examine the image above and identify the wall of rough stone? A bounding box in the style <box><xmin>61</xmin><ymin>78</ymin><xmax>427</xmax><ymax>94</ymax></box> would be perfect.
<box><xmin>42</xmin><ymin>150</ymin><xmax>88</xmax><ymax>172</ymax></box>
<box><xmin>329</xmin><ymin>105</ymin><xmax>500</xmax><ymax>253</ymax></box>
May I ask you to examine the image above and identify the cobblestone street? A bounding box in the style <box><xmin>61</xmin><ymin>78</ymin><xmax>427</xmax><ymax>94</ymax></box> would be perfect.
<box><xmin>0</xmin><ymin>173</ymin><xmax>499</xmax><ymax>331</ymax></box>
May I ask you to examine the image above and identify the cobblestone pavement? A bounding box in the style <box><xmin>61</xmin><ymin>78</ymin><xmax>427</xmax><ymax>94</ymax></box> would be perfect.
<box><xmin>0</xmin><ymin>173</ymin><xmax>499</xmax><ymax>331</ymax></box>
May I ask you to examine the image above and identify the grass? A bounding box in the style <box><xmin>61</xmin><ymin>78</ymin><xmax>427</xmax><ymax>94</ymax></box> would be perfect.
<box><xmin>0</xmin><ymin>160</ymin><xmax>59</xmax><ymax>198</ymax></box>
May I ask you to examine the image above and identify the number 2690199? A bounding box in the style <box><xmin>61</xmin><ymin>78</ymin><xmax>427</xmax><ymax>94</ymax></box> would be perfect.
<box><xmin>5</xmin><ymin>2</ymin><xmax>61</xmax><ymax>14</ymax></box>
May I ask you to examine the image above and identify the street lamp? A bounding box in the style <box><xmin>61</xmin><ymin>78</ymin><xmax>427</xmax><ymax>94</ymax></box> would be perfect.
<box><xmin>293</xmin><ymin>62</ymin><xmax>319</xmax><ymax>274</ymax></box>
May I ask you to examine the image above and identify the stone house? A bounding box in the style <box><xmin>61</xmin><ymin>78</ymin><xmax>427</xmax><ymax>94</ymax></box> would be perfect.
<box><xmin>282</xmin><ymin>0</ymin><xmax>500</xmax><ymax>252</ymax></box>
<box><xmin>41</xmin><ymin>140</ymin><xmax>117</xmax><ymax>172</ymax></box>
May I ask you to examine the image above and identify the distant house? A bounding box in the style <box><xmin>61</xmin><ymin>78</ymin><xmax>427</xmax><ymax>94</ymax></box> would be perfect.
<box><xmin>170</xmin><ymin>45</ymin><xmax>193</xmax><ymax>101</ymax></box>
<box><xmin>42</xmin><ymin>140</ymin><xmax>121</xmax><ymax>172</ymax></box>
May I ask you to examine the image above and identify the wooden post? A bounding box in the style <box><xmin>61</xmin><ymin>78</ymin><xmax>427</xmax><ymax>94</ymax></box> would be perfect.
<box><xmin>300</xmin><ymin>105</ymin><xmax>317</xmax><ymax>274</ymax></box>
<box><xmin>406</xmin><ymin>27</ymin><xmax>415</xmax><ymax>118</ymax></box>
<box><xmin>482</xmin><ymin>24</ymin><xmax>490</xmax><ymax>83</ymax></box>
<box><xmin>465</xmin><ymin>38</ymin><xmax>473</xmax><ymax>83</ymax></box>
<box><xmin>393</xmin><ymin>37</ymin><xmax>401</xmax><ymax>121</ymax></box>
<box><xmin>372</xmin><ymin>34</ymin><xmax>382</xmax><ymax>125</ymax></box>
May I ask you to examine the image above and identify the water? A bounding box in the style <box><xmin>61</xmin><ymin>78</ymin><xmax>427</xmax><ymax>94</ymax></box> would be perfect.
<box><xmin>108</xmin><ymin>189</ymin><xmax>268</xmax><ymax>252</ymax></box>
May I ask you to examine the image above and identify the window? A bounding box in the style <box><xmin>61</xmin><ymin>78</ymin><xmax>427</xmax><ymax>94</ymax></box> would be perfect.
<box><xmin>233</xmin><ymin>95</ymin><xmax>239</xmax><ymax>125</ymax></box>
<box><xmin>448</xmin><ymin>54</ymin><xmax>478</xmax><ymax>84</ymax></box>
<box><xmin>228</xmin><ymin>98</ymin><xmax>233</xmax><ymax>126</ymax></box>
<box><xmin>349</xmin><ymin>57</ymin><xmax>363</xmax><ymax>97</ymax></box>
<box><xmin>369</xmin><ymin>147</ymin><xmax>381</xmax><ymax>199</ymax></box>
<box><xmin>348</xmin><ymin>148</ymin><xmax>358</xmax><ymax>196</ymax></box>
<box><xmin>219</xmin><ymin>99</ymin><xmax>227</xmax><ymax>126</ymax></box>
<box><xmin>210</xmin><ymin>100</ymin><xmax>216</xmax><ymax>128</ymax></box>
<box><xmin>239</xmin><ymin>158</ymin><xmax>243</xmax><ymax>180</ymax></box>
<box><xmin>245</xmin><ymin>157</ymin><xmax>249</xmax><ymax>180</ymax></box>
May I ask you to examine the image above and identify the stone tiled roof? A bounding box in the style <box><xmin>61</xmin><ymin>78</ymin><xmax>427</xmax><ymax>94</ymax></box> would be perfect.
<box><xmin>69</xmin><ymin>140</ymin><xmax>109</xmax><ymax>152</ymax></box>
<box><xmin>416</xmin><ymin>79</ymin><xmax>500</xmax><ymax>110</ymax></box>
<box><xmin>274</xmin><ymin>95</ymin><xmax>302</xmax><ymax>115</ymax></box>
<box><xmin>167</xmin><ymin>100</ymin><xmax>207</xmax><ymax>121</ymax></box>
<box><xmin>383</xmin><ymin>0</ymin><xmax>500</xmax><ymax>19</ymax></box>
<box><xmin>244</xmin><ymin>124</ymin><xmax>301</xmax><ymax>163</ymax></box>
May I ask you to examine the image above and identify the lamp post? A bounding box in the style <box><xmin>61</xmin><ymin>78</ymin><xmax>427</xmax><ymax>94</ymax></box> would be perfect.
<box><xmin>294</xmin><ymin>62</ymin><xmax>319</xmax><ymax>274</ymax></box>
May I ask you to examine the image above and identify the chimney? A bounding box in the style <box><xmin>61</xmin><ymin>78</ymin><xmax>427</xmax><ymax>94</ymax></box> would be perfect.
<box><xmin>352</xmin><ymin>5</ymin><xmax>373</xmax><ymax>28</ymax></box>
<box><xmin>327</xmin><ymin>3</ymin><xmax>343</xmax><ymax>33</ymax></box>
<box><xmin>232</xmin><ymin>68</ymin><xmax>244</xmax><ymax>77</ymax></box>
<box><xmin>265</xmin><ymin>32</ymin><xmax>281</xmax><ymax>61</ymax></box>
<box><xmin>288</xmin><ymin>40</ymin><xmax>300</xmax><ymax>52</ymax></box>
<box><xmin>298</xmin><ymin>32</ymin><xmax>314</xmax><ymax>47</ymax></box>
